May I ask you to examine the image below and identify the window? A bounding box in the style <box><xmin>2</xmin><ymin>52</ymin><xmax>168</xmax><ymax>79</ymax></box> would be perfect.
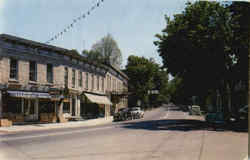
<box><xmin>91</xmin><ymin>74</ymin><xmax>94</xmax><ymax>90</ymax></box>
<box><xmin>9</xmin><ymin>59</ymin><xmax>18</xmax><ymax>80</ymax></box>
<box><xmin>72</xmin><ymin>69</ymin><xmax>76</xmax><ymax>88</ymax></box>
<box><xmin>79</xmin><ymin>71</ymin><xmax>82</xmax><ymax>87</ymax></box>
<box><xmin>29</xmin><ymin>61</ymin><xmax>37</xmax><ymax>81</ymax></box>
<box><xmin>47</xmin><ymin>64</ymin><xmax>53</xmax><ymax>83</ymax></box>
<box><xmin>114</xmin><ymin>79</ymin><xmax>117</xmax><ymax>91</ymax></box>
<box><xmin>106</xmin><ymin>76</ymin><xmax>109</xmax><ymax>90</ymax></box>
<box><xmin>102</xmin><ymin>77</ymin><xmax>104</xmax><ymax>92</ymax></box>
<box><xmin>86</xmin><ymin>73</ymin><xmax>89</xmax><ymax>89</ymax></box>
<box><xmin>97</xmin><ymin>76</ymin><xmax>100</xmax><ymax>91</ymax></box>
<box><xmin>113</xmin><ymin>79</ymin><xmax>115</xmax><ymax>91</ymax></box>
<box><xmin>63</xmin><ymin>102</ymin><xmax>70</xmax><ymax>113</ymax></box>
<box><xmin>64</xmin><ymin>67</ymin><xmax>68</xmax><ymax>87</ymax></box>
<box><xmin>110</xmin><ymin>77</ymin><xmax>112</xmax><ymax>91</ymax></box>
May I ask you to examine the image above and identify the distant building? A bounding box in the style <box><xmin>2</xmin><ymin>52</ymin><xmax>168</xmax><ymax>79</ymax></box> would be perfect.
<box><xmin>0</xmin><ymin>34</ymin><xmax>128</xmax><ymax>123</ymax></box>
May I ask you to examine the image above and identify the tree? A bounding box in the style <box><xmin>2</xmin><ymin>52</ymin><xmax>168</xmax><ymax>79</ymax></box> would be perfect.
<box><xmin>124</xmin><ymin>55</ymin><xmax>169</xmax><ymax>109</ymax></box>
<box><xmin>82</xmin><ymin>50</ymin><xmax>103</xmax><ymax>63</ymax></box>
<box><xmin>90</xmin><ymin>34</ymin><xmax>122</xmax><ymax>68</ymax></box>
<box><xmin>154</xmin><ymin>1</ymin><xmax>245</xmax><ymax>112</ymax></box>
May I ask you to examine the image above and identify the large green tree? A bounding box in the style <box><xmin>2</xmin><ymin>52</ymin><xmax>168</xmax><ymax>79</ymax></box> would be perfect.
<box><xmin>124</xmin><ymin>55</ymin><xmax>169</xmax><ymax>109</ymax></box>
<box><xmin>154</xmin><ymin>1</ymin><xmax>249</xmax><ymax>112</ymax></box>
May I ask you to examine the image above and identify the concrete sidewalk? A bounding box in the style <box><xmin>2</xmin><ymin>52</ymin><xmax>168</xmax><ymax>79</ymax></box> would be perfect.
<box><xmin>0</xmin><ymin>116</ymin><xmax>113</xmax><ymax>133</ymax></box>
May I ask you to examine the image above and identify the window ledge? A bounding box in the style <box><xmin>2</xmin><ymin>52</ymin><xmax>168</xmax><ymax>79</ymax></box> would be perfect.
<box><xmin>45</xmin><ymin>82</ymin><xmax>54</xmax><ymax>86</ymax></box>
<box><xmin>8</xmin><ymin>79</ymin><xmax>19</xmax><ymax>83</ymax></box>
<box><xmin>29</xmin><ymin>81</ymin><xmax>38</xmax><ymax>85</ymax></box>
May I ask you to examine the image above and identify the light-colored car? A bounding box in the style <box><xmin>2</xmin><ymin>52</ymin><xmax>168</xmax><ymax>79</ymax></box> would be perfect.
<box><xmin>129</xmin><ymin>107</ymin><xmax>144</xmax><ymax>119</ymax></box>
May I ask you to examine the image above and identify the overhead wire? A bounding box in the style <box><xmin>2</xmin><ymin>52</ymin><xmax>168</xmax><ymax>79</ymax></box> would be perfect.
<box><xmin>45</xmin><ymin>0</ymin><xmax>105</xmax><ymax>44</ymax></box>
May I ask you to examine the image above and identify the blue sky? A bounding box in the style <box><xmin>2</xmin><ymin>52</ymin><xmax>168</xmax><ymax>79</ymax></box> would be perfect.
<box><xmin>0</xmin><ymin>0</ymin><xmax>187</xmax><ymax>68</ymax></box>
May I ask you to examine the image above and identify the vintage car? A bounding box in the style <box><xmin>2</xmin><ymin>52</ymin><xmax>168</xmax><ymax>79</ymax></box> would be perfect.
<box><xmin>129</xmin><ymin>107</ymin><xmax>144</xmax><ymax>119</ymax></box>
<box><xmin>113</xmin><ymin>108</ymin><xmax>132</xmax><ymax>121</ymax></box>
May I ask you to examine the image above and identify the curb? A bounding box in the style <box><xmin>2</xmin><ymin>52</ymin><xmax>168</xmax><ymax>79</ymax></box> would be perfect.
<box><xmin>0</xmin><ymin>117</ymin><xmax>113</xmax><ymax>134</ymax></box>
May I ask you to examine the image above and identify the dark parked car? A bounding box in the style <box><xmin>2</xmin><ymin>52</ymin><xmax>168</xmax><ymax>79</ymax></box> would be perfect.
<box><xmin>113</xmin><ymin>108</ymin><xmax>132</xmax><ymax>121</ymax></box>
<box><xmin>205</xmin><ymin>112</ymin><xmax>226</xmax><ymax>129</ymax></box>
<box><xmin>238</xmin><ymin>105</ymin><xmax>248</xmax><ymax>121</ymax></box>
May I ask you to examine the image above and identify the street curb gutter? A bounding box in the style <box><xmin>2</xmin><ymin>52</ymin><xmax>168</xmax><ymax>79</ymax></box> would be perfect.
<box><xmin>0</xmin><ymin>116</ymin><xmax>113</xmax><ymax>133</ymax></box>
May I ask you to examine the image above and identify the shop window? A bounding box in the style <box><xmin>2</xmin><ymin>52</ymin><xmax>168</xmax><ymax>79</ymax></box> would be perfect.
<box><xmin>64</xmin><ymin>67</ymin><xmax>68</xmax><ymax>87</ymax></box>
<box><xmin>6</xmin><ymin>98</ymin><xmax>22</xmax><ymax>113</ymax></box>
<box><xmin>72</xmin><ymin>69</ymin><xmax>76</xmax><ymax>88</ymax></box>
<box><xmin>79</xmin><ymin>71</ymin><xmax>82</xmax><ymax>87</ymax></box>
<box><xmin>47</xmin><ymin>64</ymin><xmax>53</xmax><ymax>83</ymax></box>
<box><xmin>29</xmin><ymin>61</ymin><xmax>37</xmax><ymax>81</ymax></box>
<box><xmin>63</xmin><ymin>102</ymin><xmax>70</xmax><ymax>113</ymax></box>
<box><xmin>9</xmin><ymin>59</ymin><xmax>18</xmax><ymax>80</ymax></box>
<box><xmin>39</xmin><ymin>101</ymin><xmax>54</xmax><ymax>113</ymax></box>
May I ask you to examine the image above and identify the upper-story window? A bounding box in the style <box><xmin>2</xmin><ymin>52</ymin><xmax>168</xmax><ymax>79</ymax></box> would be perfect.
<box><xmin>79</xmin><ymin>71</ymin><xmax>82</xmax><ymax>87</ymax></box>
<box><xmin>64</xmin><ymin>67</ymin><xmax>68</xmax><ymax>87</ymax></box>
<box><xmin>97</xmin><ymin>76</ymin><xmax>100</xmax><ymax>91</ymax></box>
<box><xmin>29</xmin><ymin>61</ymin><xmax>37</xmax><ymax>81</ymax></box>
<box><xmin>102</xmin><ymin>77</ymin><xmax>104</xmax><ymax>92</ymax></box>
<box><xmin>86</xmin><ymin>73</ymin><xmax>89</xmax><ymax>89</ymax></box>
<box><xmin>106</xmin><ymin>76</ymin><xmax>109</xmax><ymax>90</ymax></box>
<box><xmin>47</xmin><ymin>64</ymin><xmax>53</xmax><ymax>83</ymax></box>
<box><xmin>9</xmin><ymin>59</ymin><xmax>18</xmax><ymax>80</ymax></box>
<box><xmin>108</xmin><ymin>76</ymin><xmax>112</xmax><ymax>91</ymax></box>
<box><xmin>72</xmin><ymin>69</ymin><xmax>76</xmax><ymax>88</ymax></box>
<box><xmin>114</xmin><ymin>79</ymin><xmax>117</xmax><ymax>91</ymax></box>
<box><xmin>91</xmin><ymin>74</ymin><xmax>94</xmax><ymax>90</ymax></box>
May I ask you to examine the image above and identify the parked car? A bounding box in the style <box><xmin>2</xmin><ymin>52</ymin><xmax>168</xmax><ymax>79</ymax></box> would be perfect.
<box><xmin>113</xmin><ymin>108</ymin><xmax>132</xmax><ymax>121</ymax></box>
<box><xmin>205</xmin><ymin>112</ymin><xmax>226</xmax><ymax>129</ymax></box>
<box><xmin>129</xmin><ymin>107</ymin><xmax>144</xmax><ymax>119</ymax></box>
<box><xmin>238</xmin><ymin>105</ymin><xmax>248</xmax><ymax>121</ymax></box>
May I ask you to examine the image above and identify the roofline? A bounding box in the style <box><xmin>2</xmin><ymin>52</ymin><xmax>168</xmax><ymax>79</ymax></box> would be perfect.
<box><xmin>102</xmin><ymin>62</ymin><xmax>129</xmax><ymax>80</ymax></box>
<box><xmin>0</xmin><ymin>33</ymin><xmax>128</xmax><ymax>80</ymax></box>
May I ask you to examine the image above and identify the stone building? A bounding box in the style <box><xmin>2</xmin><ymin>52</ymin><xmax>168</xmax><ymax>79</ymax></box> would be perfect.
<box><xmin>0</xmin><ymin>34</ymin><xmax>128</xmax><ymax>123</ymax></box>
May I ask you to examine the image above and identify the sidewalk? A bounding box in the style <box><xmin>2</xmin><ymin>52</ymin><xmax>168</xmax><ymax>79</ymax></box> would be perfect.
<box><xmin>0</xmin><ymin>116</ymin><xmax>113</xmax><ymax>133</ymax></box>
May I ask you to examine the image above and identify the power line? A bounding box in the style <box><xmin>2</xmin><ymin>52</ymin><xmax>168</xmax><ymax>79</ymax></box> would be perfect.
<box><xmin>45</xmin><ymin>0</ymin><xmax>105</xmax><ymax>44</ymax></box>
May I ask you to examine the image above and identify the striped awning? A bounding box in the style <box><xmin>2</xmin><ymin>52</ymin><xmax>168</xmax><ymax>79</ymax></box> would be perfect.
<box><xmin>84</xmin><ymin>93</ymin><xmax>112</xmax><ymax>105</ymax></box>
<box><xmin>7</xmin><ymin>91</ymin><xmax>51</xmax><ymax>99</ymax></box>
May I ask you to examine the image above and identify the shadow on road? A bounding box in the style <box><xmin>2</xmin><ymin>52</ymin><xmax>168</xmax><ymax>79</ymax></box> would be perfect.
<box><xmin>121</xmin><ymin>119</ymin><xmax>248</xmax><ymax>133</ymax></box>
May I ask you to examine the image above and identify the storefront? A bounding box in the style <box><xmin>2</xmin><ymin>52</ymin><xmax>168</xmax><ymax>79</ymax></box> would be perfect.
<box><xmin>81</xmin><ymin>92</ymin><xmax>112</xmax><ymax>119</ymax></box>
<box><xmin>2</xmin><ymin>90</ymin><xmax>53</xmax><ymax>123</ymax></box>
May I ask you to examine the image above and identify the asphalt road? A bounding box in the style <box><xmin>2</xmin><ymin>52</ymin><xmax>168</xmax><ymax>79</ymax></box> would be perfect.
<box><xmin>0</xmin><ymin>105</ymin><xmax>247</xmax><ymax>160</ymax></box>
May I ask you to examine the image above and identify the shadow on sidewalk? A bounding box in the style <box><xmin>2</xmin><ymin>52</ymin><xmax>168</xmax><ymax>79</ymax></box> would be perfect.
<box><xmin>121</xmin><ymin>119</ymin><xmax>248</xmax><ymax>133</ymax></box>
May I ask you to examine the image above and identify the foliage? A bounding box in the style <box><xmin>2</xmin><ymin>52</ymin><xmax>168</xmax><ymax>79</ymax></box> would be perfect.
<box><xmin>124</xmin><ymin>55</ymin><xmax>169</xmax><ymax>109</ymax></box>
<box><xmin>154</xmin><ymin>1</ymin><xmax>249</xmax><ymax>112</ymax></box>
<box><xmin>82</xmin><ymin>50</ymin><xmax>103</xmax><ymax>63</ymax></box>
<box><xmin>88</xmin><ymin>33</ymin><xmax>122</xmax><ymax>68</ymax></box>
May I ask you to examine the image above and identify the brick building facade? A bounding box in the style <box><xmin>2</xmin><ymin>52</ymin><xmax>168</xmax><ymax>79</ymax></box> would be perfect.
<box><xmin>0</xmin><ymin>34</ymin><xmax>128</xmax><ymax>123</ymax></box>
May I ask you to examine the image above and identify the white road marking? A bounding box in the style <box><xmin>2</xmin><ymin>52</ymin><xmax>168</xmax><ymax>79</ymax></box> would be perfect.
<box><xmin>0</xmin><ymin>126</ymin><xmax>114</xmax><ymax>142</ymax></box>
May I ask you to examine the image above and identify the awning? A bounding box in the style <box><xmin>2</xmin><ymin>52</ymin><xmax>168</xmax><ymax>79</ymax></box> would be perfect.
<box><xmin>7</xmin><ymin>91</ymin><xmax>51</xmax><ymax>99</ymax></box>
<box><xmin>84</xmin><ymin>93</ymin><xmax>112</xmax><ymax>105</ymax></box>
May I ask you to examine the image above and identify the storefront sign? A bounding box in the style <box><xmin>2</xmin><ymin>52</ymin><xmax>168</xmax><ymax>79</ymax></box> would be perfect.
<box><xmin>7</xmin><ymin>91</ymin><xmax>51</xmax><ymax>99</ymax></box>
